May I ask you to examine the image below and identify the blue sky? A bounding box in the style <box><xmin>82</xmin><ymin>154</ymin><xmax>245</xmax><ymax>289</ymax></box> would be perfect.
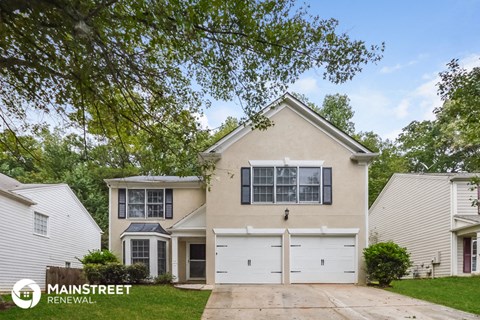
<box><xmin>203</xmin><ymin>0</ymin><xmax>480</xmax><ymax>140</ymax></box>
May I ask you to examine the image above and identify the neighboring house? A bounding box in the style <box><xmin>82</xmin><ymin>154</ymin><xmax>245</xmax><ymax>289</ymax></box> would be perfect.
<box><xmin>369</xmin><ymin>173</ymin><xmax>480</xmax><ymax>278</ymax></box>
<box><xmin>0</xmin><ymin>174</ymin><xmax>102</xmax><ymax>291</ymax></box>
<box><xmin>106</xmin><ymin>93</ymin><xmax>376</xmax><ymax>284</ymax></box>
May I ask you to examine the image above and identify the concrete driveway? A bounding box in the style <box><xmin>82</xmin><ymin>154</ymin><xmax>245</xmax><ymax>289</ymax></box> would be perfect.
<box><xmin>202</xmin><ymin>284</ymin><xmax>479</xmax><ymax>320</ymax></box>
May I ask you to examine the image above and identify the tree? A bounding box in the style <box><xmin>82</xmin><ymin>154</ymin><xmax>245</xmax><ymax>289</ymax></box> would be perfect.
<box><xmin>436</xmin><ymin>59</ymin><xmax>480</xmax><ymax>171</ymax></box>
<box><xmin>292</xmin><ymin>92</ymin><xmax>356</xmax><ymax>135</ymax></box>
<box><xmin>356</xmin><ymin>131</ymin><xmax>408</xmax><ymax>206</ymax></box>
<box><xmin>0</xmin><ymin>0</ymin><xmax>384</xmax><ymax>173</ymax></box>
<box><xmin>209</xmin><ymin>116</ymin><xmax>240</xmax><ymax>145</ymax></box>
<box><xmin>363</xmin><ymin>241</ymin><xmax>412</xmax><ymax>287</ymax></box>
<box><xmin>396</xmin><ymin>120</ymin><xmax>464</xmax><ymax>173</ymax></box>
<box><xmin>320</xmin><ymin>94</ymin><xmax>356</xmax><ymax>135</ymax></box>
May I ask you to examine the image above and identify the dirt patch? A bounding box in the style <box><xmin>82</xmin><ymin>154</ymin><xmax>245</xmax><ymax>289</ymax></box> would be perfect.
<box><xmin>0</xmin><ymin>301</ymin><xmax>16</xmax><ymax>311</ymax></box>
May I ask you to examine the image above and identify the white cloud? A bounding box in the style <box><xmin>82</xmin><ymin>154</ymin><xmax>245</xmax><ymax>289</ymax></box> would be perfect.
<box><xmin>288</xmin><ymin>76</ymin><xmax>320</xmax><ymax>94</ymax></box>
<box><xmin>380</xmin><ymin>64</ymin><xmax>402</xmax><ymax>74</ymax></box>
<box><xmin>383</xmin><ymin>129</ymin><xmax>403</xmax><ymax>141</ymax></box>
<box><xmin>393</xmin><ymin>99</ymin><xmax>410</xmax><ymax>119</ymax></box>
<box><xmin>195</xmin><ymin>113</ymin><xmax>210</xmax><ymax>130</ymax></box>
<box><xmin>459</xmin><ymin>53</ymin><xmax>480</xmax><ymax>70</ymax></box>
<box><xmin>379</xmin><ymin>59</ymin><xmax>419</xmax><ymax>74</ymax></box>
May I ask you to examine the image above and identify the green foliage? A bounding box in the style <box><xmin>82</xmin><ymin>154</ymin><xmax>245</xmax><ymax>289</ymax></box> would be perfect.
<box><xmin>154</xmin><ymin>273</ymin><xmax>176</xmax><ymax>285</ymax></box>
<box><xmin>126</xmin><ymin>263</ymin><xmax>150</xmax><ymax>284</ymax></box>
<box><xmin>320</xmin><ymin>94</ymin><xmax>356</xmax><ymax>135</ymax></box>
<box><xmin>78</xmin><ymin>249</ymin><xmax>119</xmax><ymax>265</ymax></box>
<box><xmin>388</xmin><ymin>277</ymin><xmax>480</xmax><ymax>315</ymax></box>
<box><xmin>0</xmin><ymin>0</ymin><xmax>383</xmax><ymax>173</ymax></box>
<box><xmin>0</xmin><ymin>285</ymin><xmax>211</xmax><ymax>320</ymax></box>
<box><xmin>355</xmin><ymin>131</ymin><xmax>409</xmax><ymax>206</ymax></box>
<box><xmin>363</xmin><ymin>241</ymin><xmax>412</xmax><ymax>287</ymax></box>
<box><xmin>83</xmin><ymin>262</ymin><xmax>149</xmax><ymax>285</ymax></box>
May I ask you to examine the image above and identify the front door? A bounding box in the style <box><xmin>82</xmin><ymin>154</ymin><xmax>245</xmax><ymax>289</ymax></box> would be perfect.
<box><xmin>188</xmin><ymin>243</ymin><xmax>206</xmax><ymax>280</ymax></box>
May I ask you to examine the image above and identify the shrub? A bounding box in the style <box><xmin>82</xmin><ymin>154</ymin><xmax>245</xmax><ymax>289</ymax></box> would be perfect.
<box><xmin>154</xmin><ymin>273</ymin><xmax>175</xmax><ymax>285</ymax></box>
<box><xmin>83</xmin><ymin>263</ymin><xmax>127</xmax><ymax>284</ymax></box>
<box><xmin>363</xmin><ymin>241</ymin><xmax>412</xmax><ymax>287</ymax></box>
<box><xmin>127</xmin><ymin>263</ymin><xmax>149</xmax><ymax>284</ymax></box>
<box><xmin>78</xmin><ymin>249</ymin><xmax>119</xmax><ymax>265</ymax></box>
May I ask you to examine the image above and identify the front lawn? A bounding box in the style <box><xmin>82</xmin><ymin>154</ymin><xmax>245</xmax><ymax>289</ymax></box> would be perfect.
<box><xmin>0</xmin><ymin>285</ymin><xmax>211</xmax><ymax>320</ymax></box>
<box><xmin>387</xmin><ymin>276</ymin><xmax>480</xmax><ymax>315</ymax></box>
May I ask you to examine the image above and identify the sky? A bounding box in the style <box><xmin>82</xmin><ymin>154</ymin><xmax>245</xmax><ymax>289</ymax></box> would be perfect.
<box><xmin>202</xmin><ymin>0</ymin><xmax>480</xmax><ymax>141</ymax></box>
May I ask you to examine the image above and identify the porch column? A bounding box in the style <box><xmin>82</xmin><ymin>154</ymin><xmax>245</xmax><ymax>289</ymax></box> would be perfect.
<box><xmin>172</xmin><ymin>236</ymin><xmax>179</xmax><ymax>282</ymax></box>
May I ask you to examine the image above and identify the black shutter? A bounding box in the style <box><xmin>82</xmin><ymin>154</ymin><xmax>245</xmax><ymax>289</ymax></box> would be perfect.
<box><xmin>322</xmin><ymin>167</ymin><xmax>332</xmax><ymax>205</ymax></box>
<box><xmin>241</xmin><ymin>167</ymin><xmax>251</xmax><ymax>204</ymax></box>
<box><xmin>118</xmin><ymin>188</ymin><xmax>126</xmax><ymax>218</ymax></box>
<box><xmin>165</xmin><ymin>189</ymin><xmax>173</xmax><ymax>219</ymax></box>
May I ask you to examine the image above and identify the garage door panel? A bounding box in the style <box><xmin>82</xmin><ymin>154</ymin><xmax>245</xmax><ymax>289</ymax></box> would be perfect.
<box><xmin>290</xmin><ymin>236</ymin><xmax>356</xmax><ymax>284</ymax></box>
<box><xmin>216</xmin><ymin>235</ymin><xmax>282</xmax><ymax>284</ymax></box>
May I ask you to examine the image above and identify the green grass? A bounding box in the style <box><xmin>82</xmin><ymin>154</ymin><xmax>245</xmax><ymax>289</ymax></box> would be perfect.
<box><xmin>387</xmin><ymin>276</ymin><xmax>480</xmax><ymax>315</ymax></box>
<box><xmin>0</xmin><ymin>285</ymin><xmax>211</xmax><ymax>320</ymax></box>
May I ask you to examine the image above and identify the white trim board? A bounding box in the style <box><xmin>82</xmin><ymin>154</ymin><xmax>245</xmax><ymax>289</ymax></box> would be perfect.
<box><xmin>213</xmin><ymin>227</ymin><xmax>286</xmax><ymax>235</ymax></box>
<box><xmin>288</xmin><ymin>228</ymin><xmax>360</xmax><ymax>235</ymax></box>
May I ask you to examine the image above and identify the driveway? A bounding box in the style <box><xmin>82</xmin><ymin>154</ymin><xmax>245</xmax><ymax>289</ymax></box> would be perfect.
<box><xmin>202</xmin><ymin>284</ymin><xmax>479</xmax><ymax>320</ymax></box>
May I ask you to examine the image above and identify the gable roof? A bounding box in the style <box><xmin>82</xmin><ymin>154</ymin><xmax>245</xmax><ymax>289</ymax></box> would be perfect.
<box><xmin>202</xmin><ymin>93</ymin><xmax>376</xmax><ymax>163</ymax></box>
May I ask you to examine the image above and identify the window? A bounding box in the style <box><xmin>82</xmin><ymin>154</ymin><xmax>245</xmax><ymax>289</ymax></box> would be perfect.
<box><xmin>253</xmin><ymin>167</ymin><xmax>274</xmax><ymax>203</ymax></box>
<box><xmin>34</xmin><ymin>212</ymin><xmax>48</xmax><ymax>236</ymax></box>
<box><xmin>131</xmin><ymin>239</ymin><xmax>150</xmax><ymax>272</ymax></box>
<box><xmin>252</xmin><ymin>166</ymin><xmax>324</xmax><ymax>204</ymax></box>
<box><xmin>127</xmin><ymin>189</ymin><xmax>164</xmax><ymax>218</ymax></box>
<box><xmin>299</xmin><ymin>168</ymin><xmax>321</xmax><ymax>202</ymax></box>
<box><xmin>65</xmin><ymin>262</ymin><xmax>71</xmax><ymax>268</ymax></box>
<box><xmin>158</xmin><ymin>241</ymin><xmax>167</xmax><ymax>275</ymax></box>
<box><xmin>276</xmin><ymin>167</ymin><xmax>297</xmax><ymax>202</ymax></box>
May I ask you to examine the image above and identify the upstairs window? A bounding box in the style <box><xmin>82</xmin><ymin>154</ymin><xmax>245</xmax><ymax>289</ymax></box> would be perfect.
<box><xmin>247</xmin><ymin>166</ymin><xmax>331</xmax><ymax>204</ymax></box>
<box><xmin>127</xmin><ymin>189</ymin><xmax>164</xmax><ymax>219</ymax></box>
<box><xmin>252</xmin><ymin>168</ymin><xmax>274</xmax><ymax>203</ymax></box>
<box><xmin>34</xmin><ymin>212</ymin><xmax>48</xmax><ymax>236</ymax></box>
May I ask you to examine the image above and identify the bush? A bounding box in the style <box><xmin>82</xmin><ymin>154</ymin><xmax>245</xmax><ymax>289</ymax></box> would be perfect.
<box><xmin>363</xmin><ymin>241</ymin><xmax>412</xmax><ymax>287</ymax></box>
<box><xmin>78</xmin><ymin>249</ymin><xmax>119</xmax><ymax>265</ymax></box>
<box><xmin>154</xmin><ymin>273</ymin><xmax>175</xmax><ymax>285</ymax></box>
<box><xmin>127</xmin><ymin>263</ymin><xmax>149</xmax><ymax>284</ymax></box>
<box><xmin>84</xmin><ymin>263</ymin><xmax>126</xmax><ymax>284</ymax></box>
<box><xmin>83</xmin><ymin>263</ymin><xmax>150</xmax><ymax>285</ymax></box>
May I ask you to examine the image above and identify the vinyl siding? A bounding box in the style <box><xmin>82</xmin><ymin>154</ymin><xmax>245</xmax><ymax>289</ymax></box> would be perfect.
<box><xmin>0</xmin><ymin>185</ymin><xmax>101</xmax><ymax>291</ymax></box>
<box><xmin>455</xmin><ymin>182</ymin><xmax>478</xmax><ymax>215</ymax></box>
<box><xmin>369</xmin><ymin>174</ymin><xmax>452</xmax><ymax>278</ymax></box>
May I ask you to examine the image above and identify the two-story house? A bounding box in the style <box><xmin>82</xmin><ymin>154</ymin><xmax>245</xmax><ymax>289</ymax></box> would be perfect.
<box><xmin>369</xmin><ymin>173</ymin><xmax>480</xmax><ymax>278</ymax></box>
<box><xmin>0</xmin><ymin>173</ymin><xmax>102</xmax><ymax>290</ymax></box>
<box><xmin>105</xmin><ymin>93</ymin><xmax>376</xmax><ymax>284</ymax></box>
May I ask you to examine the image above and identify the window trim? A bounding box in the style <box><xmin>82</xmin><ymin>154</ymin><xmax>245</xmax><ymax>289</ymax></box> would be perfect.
<box><xmin>33</xmin><ymin>211</ymin><xmax>49</xmax><ymax>237</ymax></box>
<box><xmin>126</xmin><ymin>188</ymin><xmax>165</xmax><ymax>219</ymax></box>
<box><xmin>251</xmin><ymin>166</ymin><xmax>323</xmax><ymax>204</ymax></box>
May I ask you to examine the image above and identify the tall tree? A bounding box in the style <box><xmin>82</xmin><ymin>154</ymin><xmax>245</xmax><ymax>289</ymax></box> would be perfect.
<box><xmin>0</xmin><ymin>0</ymin><xmax>383</xmax><ymax>173</ymax></box>
<box><xmin>319</xmin><ymin>94</ymin><xmax>356</xmax><ymax>135</ymax></box>
<box><xmin>356</xmin><ymin>131</ymin><xmax>409</xmax><ymax>206</ymax></box>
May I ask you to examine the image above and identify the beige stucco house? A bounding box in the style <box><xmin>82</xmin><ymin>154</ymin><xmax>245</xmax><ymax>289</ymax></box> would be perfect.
<box><xmin>105</xmin><ymin>93</ymin><xmax>376</xmax><ymax>284</ymax></box>
<box><xmin>369</xmin><ymin>173</ymin><xmax>480</xmax><ymax>278</ymax></box>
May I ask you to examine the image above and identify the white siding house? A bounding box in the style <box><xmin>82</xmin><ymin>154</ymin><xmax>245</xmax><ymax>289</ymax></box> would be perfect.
<box><xmin>0</xmin><ymin>174</ymin><xmax>102</xmax><ymax>291</ymax></box>
<box><xmin>369</xmin><ymin>173</ymin><xmax>480</xmax><ymax>278</ymax></box>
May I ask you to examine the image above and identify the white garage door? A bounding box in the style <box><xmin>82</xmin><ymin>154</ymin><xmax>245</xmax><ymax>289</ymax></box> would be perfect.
<box><xmin>215</xmin><ymin>235</ymin><xmax>282</xmax><ymax>284</ymax></box>
<box><xmin>290</xmin><ymin>236</ymin><xmax>356</xmax><ymax>283</ymax></box>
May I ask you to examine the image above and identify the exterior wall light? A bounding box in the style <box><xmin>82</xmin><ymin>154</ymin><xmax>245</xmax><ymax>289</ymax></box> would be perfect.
<box><xmin>284</xmin><ymin>208</ymin><xmax>290</xmax><ymax>220</ymax></box>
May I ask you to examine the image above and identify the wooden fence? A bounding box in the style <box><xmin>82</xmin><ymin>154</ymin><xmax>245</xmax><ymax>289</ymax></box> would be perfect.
<box><xmin>45</xmin><ymin>266</ymin><xmax>87</xmax><ymax>288</ymax></box>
